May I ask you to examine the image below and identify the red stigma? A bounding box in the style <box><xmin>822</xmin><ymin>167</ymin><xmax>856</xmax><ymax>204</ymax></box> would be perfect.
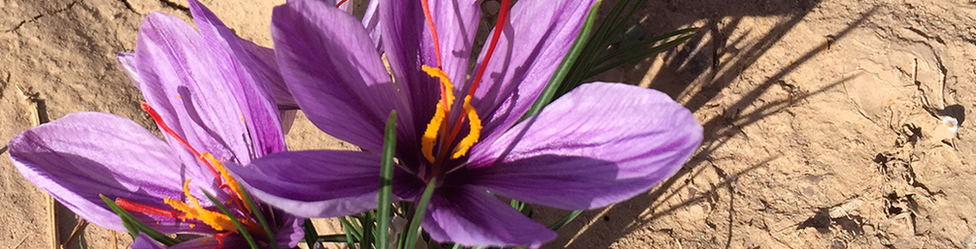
<box><xmin>441</xmin><ymin>0</ymin><xmax>512</xmax><ymax>147</ymax></box>
<box><xmin>116</xmin><ymin>197</ymin><xmax>182</xmax><ymax>218</ymax></box>
<box><xmin>469</xmin><ymin>0</ymin><xmax>511</xmax><ymax>97</ymax></box>
<box><xmin>213</xmin><ymin>231</ymin><xmax>233</xmax><ymax>249</ymax></box>
<box><xmin>141</xmin><ymin>103</ymin><xmax>223</xmax><ymax>186</ymax></box>
<box><xmin>421</xmin><ymin>0</ymin><xmax>444</xmax><ymax>67</ymax></box>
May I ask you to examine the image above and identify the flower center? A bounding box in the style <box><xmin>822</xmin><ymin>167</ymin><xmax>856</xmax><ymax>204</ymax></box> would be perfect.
<box><xmin>419</xmin><ymin>66</ymin><xmax>483</xmax><ymax>166</ymax></box>
<box><xmin>113</xmin><ymin>103</ymin><xmax>264</xmax><ymax>247</ymax></box>
<box><xmin>417</xmin><ymin>0</ymin><xmax>512</xmax><ymax>173</ymax></box>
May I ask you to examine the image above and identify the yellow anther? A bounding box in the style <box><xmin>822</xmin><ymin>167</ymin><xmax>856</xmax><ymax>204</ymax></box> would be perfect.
<box><xmin>451</xmin><ymin>96</ymin><xmax>481</xmax><ymax>158</ymax></box>
<box><xmin>421</xmin><ymin>65</ymin><xmax>455</xmax><ymax>110</ymax></box>
<box><xmin>419</xmin><ymin>65</ymin><xmax>483</xmax><ymax>162</ymax></box>
<box><xmin>200</xmin><ymin>153</ymin><xmax>246</xmax><ymax>208</ymax></box>
<box><xmin>164</xmin><ymin>179</ymin><xmax>237</xmax><ymax>231</ymax></box>
<box><xmin>421</xmin><ymin>103</ymin><xmax>446</xmax><ymax>163</ymax></box>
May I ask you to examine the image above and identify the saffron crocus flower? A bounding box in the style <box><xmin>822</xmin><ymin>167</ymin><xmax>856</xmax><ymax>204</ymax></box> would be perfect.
<box><xmin>228</xmin><ymin>0</ymin><xmax>702</xmax><ymax>247</ymax></box>
<box><xmin>8</xmin><ymin>1</ymin><xmax>302</xmax><ymax>248</ymax></box>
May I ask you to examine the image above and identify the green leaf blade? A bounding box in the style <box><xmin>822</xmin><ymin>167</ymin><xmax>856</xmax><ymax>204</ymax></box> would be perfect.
<box><xmin>199</xmin><ymin>189</ymin><xmax>259</xmax><ymax>249</ymax></box>
<box><xmin>377</xmin><ymin>111</ymin><xmax>397</xmax><ymax>249</ymax></box>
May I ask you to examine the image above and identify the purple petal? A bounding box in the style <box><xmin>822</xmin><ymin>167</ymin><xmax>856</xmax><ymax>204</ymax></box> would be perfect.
<box><xmin>379</xmin><ymin>0</ymin><xmax>435</xmax><ymax>125</ymax></box>
<box><xmin>226</xmin><ymin>150</ymin><xmax>382</xmax><ymax>218</ymax></box>
<box><xmin>426</xmin><ymin>0</ymin><xmax>481</xmax><ymax>92</ymax></box>
<box><xmin>130</xmin><ymin>233</ymin><xmax>245</xmax><ymax>249</ymax></box>
<box><xmin>236</xmin><ymin>39</ymin><xmax>299</xmax><ymax>111</ymax></box>
<box><xmin>273</xmin><ymin>212</ymin><xmax>305</xmax><ymax>248</ymax></box>
<box><xmin>362</xmin><ymin>0</ymin><xmax>381</xmax><ymax>51</ymax></box>
<box><xmin>464</xmin><ymin>83</ymin><xmax>703</xmax><ymax>210</ymax></box>
<box><xmin>380</xmin><ymin>0</ymin><xmax>479</xmax><ymax>128</ymax></box>
<box><xmin>423</xmin><ymin>186</ymin><xmax>555</xmax><ymax>248</ymax></box>
<box><xmin>169</xmin><ymin>237</ymin><xmax>247</xmax><ymax>249</ymax></box>
<box><xmin>116</xmin><ymin>52</ymin><xmax>140</xmax><ymax>87</ymax></box>
<box><xmin>335</xmin><ymin>0</ymin><xmax>353</xmax><ymax>13</ymax></box>
<box><xmin>470</xmin><ymin>0</ymin><xmax>598</xmax><ymax>137</ymax></box>
<box><xmin>134</xmin><ymin>12</ymin><xmax>255</xmax><ymax>164</ymax></box>
<box><xmin>271</xmin><ymin>0</ymin><xmax>405</xmax><ymax>152</ymax></box>
<box><xmin>279</xmin><ymin>109</ymin><xmax>298</xmax><ymax>135</ymax></box>
<box><xmin>8</xmin><ymin>112</ymin><xmax>220</xmax><ymax>234</ymax></box>
<box><xmin>188</xmin><ymin>0</ymin><xmax>286</xmax><ymax>158</ymax></box>
<box><xmin>131</xmin><ymin>233</ymin><xmax>167</xmax><ymax>249</ymax></box>
<box><xmin>375</xmin><ymin>0</ymin><xmax>481</xmax><ymax>170</ymax></box>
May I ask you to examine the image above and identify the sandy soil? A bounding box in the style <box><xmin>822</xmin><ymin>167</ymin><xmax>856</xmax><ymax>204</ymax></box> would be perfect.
<box><xmin>1</xmin><ymin>0</ymin><xmax>975</xmax><ymax>248</ymax></box>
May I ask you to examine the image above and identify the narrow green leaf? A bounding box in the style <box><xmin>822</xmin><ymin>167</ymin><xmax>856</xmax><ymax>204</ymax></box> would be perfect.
<box><xmin>518</xmin><ymin>202</ymin><xmax>532</xmax><ymax>217</ymax></box>
<box><xmin>302</xmin><ymin>219</ymin><xmax>319</xmax><ymax>249</ymax></box>
<box><xmin>361</xmin><ymin>211</ymin><xmax>375</xmax><ymax>249</ymax></box>
<box><xmin>450</xmin><ymin>243</ymin><xmax>464</xmax><ymax>249</ymax></box>
<box><xmin>377</xmin><ymin>110</ymin><xmax>397</xmax><ymax>249</ymax></box>
<box><xmin>318</xmin><ymin>234</ymin><xmax>359</xmax><ymax>243</ymax></box>
<box><xmin>339</xmin><ymin>216</ymin><xmax>361</xmax><ymax>249</ymax></box>
<box><xmin>399</xmin><ymin>178</ymin><xmax>437</xmax><ymax>249</ymax></box>
<box><xmin>583</xmin><ymin>34</ymin><xmax>695</xmax><ymax>79</ymax></box>
<box><xmin>569</xmin><ymin>0</ymin><xmax>630</xmax><ymax>84</ymax></box>
<box><xmin>199</xmin><ymin>189</ymin><xmax>259</xmax><ymax>249</ymax></box>
<box><xmin>350</xmin><ymin>216</ymin><xmax>365</xmax><ymax>238</ymax></box>
<box><xmin>547</xmin><ymin>210</ymin><xmax>583</xmax><ymax>231</ymax></box>
<box><xmin>608</xmin><ymin>0</ymin><xmax>649</xmax><ymax>42</ymax></box>
<box><xmin>592</xmin><ymin>27</ymin><xmax>698</xmax><ymax>64</ymax></box>
<box><xmin>523</xmin><ymin>0</ymin><xmax>602</xmax><ymax>118</ymax></box>
<box><xmin>236</xmin><ymin>182</ymin><xmax>280</xmax><ymax>249</ymax></box>
<box><xmin>99</xmin><ymin>195</ymin><xmax>179</xmax><ymax>246</ymax></box>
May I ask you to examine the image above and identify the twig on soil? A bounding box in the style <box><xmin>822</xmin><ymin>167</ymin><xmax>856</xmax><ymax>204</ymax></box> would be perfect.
<box><xmin>62</xmin><ymin>217</ymin><xmax>89</xmax><ymax>248</ymax></box>
<box><xmin>111</xmin><ymin>230</ymin><xmax>118</xmax><ymax>249</ymax></box>
<box><xmin>13</xmin><ymin>236</ymin><xmax>29</xmax><ymax>249</ymax></box>
<box><xmin>17</xmin><ymin>85</ymin><xmax>59</xmax><ymax>249</ymax></box>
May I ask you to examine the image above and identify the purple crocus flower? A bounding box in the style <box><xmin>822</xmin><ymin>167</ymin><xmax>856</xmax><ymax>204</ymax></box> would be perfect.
<box><xmin>8</xmin><ymin>1</ymin><xmax>303</xmax><ymax>248</ymax></box>
<box><xmin>229</xmin><ymin>0</ymin><xmax>702</xmax><ymax>247</ymax></box>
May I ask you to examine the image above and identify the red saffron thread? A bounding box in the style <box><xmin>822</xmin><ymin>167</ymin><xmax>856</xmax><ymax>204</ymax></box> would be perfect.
<box><xmin>212</xmin><ymin>231</ymin><xmax>234</xmax><ymax>249</ymax></box>
<box><xmin>115</xmin><ymin>197</ymin><xmax>182</xmax><ymax>218</ymax></box>
<box><xmin>421</xmin><ymin>0</ymin><xmax>443</xmax><ymax>67</ymax></box>
<box><xmin>468</xmin><ymin>0</ymin><xmax>511</xmax><ymax>97</ymax></box>
<box><xmin>141</xmin><ymin>103</ymin><xmax>223</xmax><ymax>186</ymax></box>
<box><xmin>442</xmin><ymin>0</ymin><xmax>513</xmax><ymax>150</ymax></box>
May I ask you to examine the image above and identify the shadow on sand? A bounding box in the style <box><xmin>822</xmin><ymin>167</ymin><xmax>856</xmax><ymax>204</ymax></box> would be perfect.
<box><xmin>531</xmin><ymin>0</ymin><xmax>881</xmax><ymax>248</ymax></box>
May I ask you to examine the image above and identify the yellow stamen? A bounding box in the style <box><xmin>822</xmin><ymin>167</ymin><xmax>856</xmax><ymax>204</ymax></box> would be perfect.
<box><xmin>421</xmin><ymin>104</ymin><xmax>446</xmax><ymax>163</ymax></box>
<box><xmin>451</xmin><ymin>96</ymin><xmax>481</xmax><ymax>158</ymax></box>
<box><xmin>421</xmin><ymin>65</ymin><xmax>455</xmax><ymax>109</ymax></box>
<box><xmin>200</xmin><ymin>153</ymin><xmax>246</xmax><ymax>209</ymax></box>
<box><xmin>419</xmin><ymin>65</ymin><xmax>483</xmax><ymax>163</ymax></box>
<box><xmin>164</xmin><ymin>179</ymin><xmax>237</xmax><ymax>231</ymax></box>
<box><xmin>163</xmin><ymin>179</ymin><xmax>260</xmax><ymax>233</ymax></box>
